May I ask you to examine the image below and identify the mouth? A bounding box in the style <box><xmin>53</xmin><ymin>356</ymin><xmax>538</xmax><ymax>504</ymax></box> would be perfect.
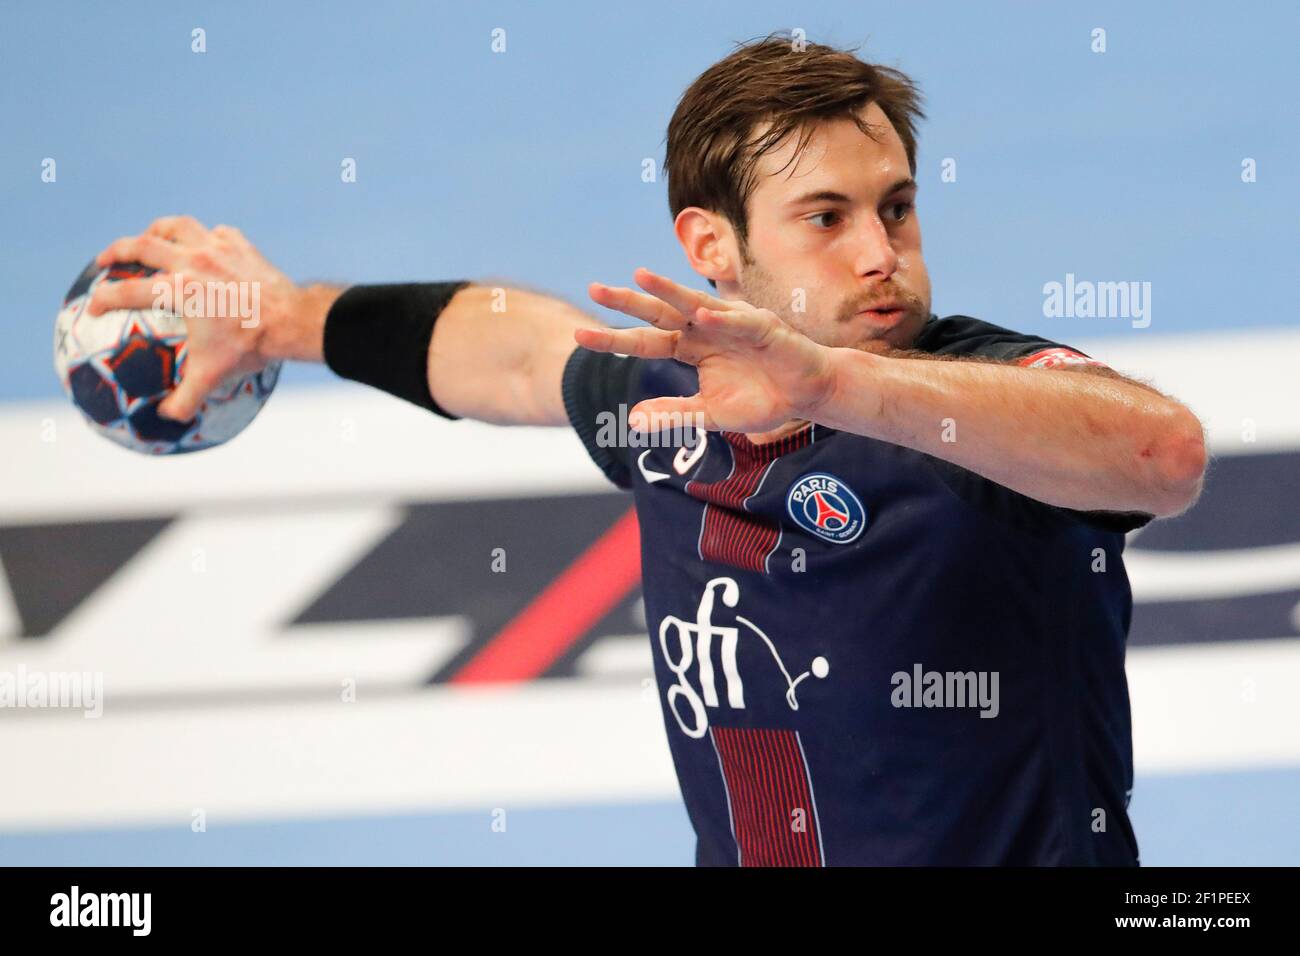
<box><xmin>855</xmin><ymin>305</ymin><xmax>907</xmax><ymax>324</ymax></box>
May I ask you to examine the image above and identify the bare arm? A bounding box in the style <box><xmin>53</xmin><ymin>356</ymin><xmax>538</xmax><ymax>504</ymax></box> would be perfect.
<box><xmin>88</xmin><ymin>218</ymin><xmax>600</xmax><ymax>427</ymax></box>
<box><xmin>426</xmin><ymin>284</ymin><xmax>603</xmax><ymax>425</ymax></box>
<box><xmin>842</xmin><ymin>348</ymin><xmax>1206</xmax><ymax>515</ymax></box>
<box><xmin>815</xmin><ymin>348</ymin><xmax>1207</xmax><ymax>516</ymax></box>
<box><xmin>578</xmin><ymin>268</ymin><xmax>1207</xmax><ymax>519</ymax></box>
<box><xmin>250</xmin><ymin>281</ymin><xmax>599</xmax><ymax>425</ymax></box>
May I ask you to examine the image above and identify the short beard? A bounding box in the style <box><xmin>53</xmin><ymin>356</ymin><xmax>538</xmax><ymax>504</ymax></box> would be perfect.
<box><xmin>735</xmin><ymin>238</ymin><xmax>924</xmax><ymax>353</ymax></box>
<box><xmin>734</xmin><ymin>238</ymin><xmax>790</xmax><ymax>322</ymax></box>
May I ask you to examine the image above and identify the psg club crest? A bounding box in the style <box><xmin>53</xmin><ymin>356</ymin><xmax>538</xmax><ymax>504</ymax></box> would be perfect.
<box><xmin>786</xmin><ymin>472</ymin><xmax>866</xmax><ymax>545</ymax></box>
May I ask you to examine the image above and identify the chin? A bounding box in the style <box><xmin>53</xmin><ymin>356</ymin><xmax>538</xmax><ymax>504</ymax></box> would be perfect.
<box><xmin>883</xmin><ymin>310</ymin><xmax>927</xmax><ymax>350</ymax></box>
<box><xmin>853</xmin><ymin>327</ymin><xmax>919</xmax><ymax>355</ymax></box>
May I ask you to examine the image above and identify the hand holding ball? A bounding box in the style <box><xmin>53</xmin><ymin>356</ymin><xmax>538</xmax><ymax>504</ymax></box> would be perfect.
<box><xmin>52</xmin><ymin>257</ymin><xmax>281</xmax><ymax>455</ymax></box>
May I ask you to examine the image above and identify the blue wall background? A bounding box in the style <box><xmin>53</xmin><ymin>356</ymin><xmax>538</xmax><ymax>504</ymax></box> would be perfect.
<box><xmin>2</xmin><ymin>0</ymin><xmax>1297</xmax><ymax>401</ymax></box>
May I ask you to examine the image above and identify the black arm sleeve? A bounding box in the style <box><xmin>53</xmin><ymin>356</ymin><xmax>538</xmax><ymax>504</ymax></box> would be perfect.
<box><xmin>322</xmin><ymin>281</ymin><xmax>471</xmax><ymax>419</ymax></box>
<box><xmin>561</xmin><ymin>347</ymin><xmax>644</xmax><ymax>491</ymax></box>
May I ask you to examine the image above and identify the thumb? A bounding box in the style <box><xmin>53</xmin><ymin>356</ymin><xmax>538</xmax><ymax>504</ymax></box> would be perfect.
<box><xmin>158</xmin><ymin>364</ymin><xmax>222</xmax><ymax>421</ymax></box>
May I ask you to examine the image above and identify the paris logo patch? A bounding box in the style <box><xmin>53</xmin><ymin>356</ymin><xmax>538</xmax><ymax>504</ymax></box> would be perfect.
<box><xmin>786</xmin><ymin>472</ymin><xmax>866</xmax><ymax>544</ymax></box>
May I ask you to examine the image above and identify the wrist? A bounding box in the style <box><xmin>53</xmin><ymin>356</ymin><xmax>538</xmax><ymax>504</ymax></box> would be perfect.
<box><xmin>261</xmin><ymin>283</ymin><xmax>340</xmax><ymax>364</ymax></box>
<box><xmin>803</xmin><ymin>346</ymin><xmax>887</xmax><ymax>430</ymax></box>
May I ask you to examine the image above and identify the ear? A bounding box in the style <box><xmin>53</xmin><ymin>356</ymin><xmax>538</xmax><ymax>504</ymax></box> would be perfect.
<box><xmin>674</xmin><ymin>207</ymin><xmax>739</xmax><ymax>286</ymax></box>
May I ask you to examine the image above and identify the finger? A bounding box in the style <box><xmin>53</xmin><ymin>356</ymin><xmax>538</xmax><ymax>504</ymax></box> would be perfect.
<box><xmin>632</xmin><ymin>268</ymin><xmax>734</xmax><ymax>316</ymax></box>
<box><xmin>94</xmin><ymin>234</ymin><xmax>185</xmax><ymax>271</ymax></box>
<box><xmin>574</xmin><ymin>325</ymin><xmax>678</xmax><ymax>359</ymax></box>
<box><xmin>588</xmin><ymin>282</ymin><xmax>687</xmax><ymax>330</ymax></box>
<box><xmin>146</xmin><ymin>215</ymin><xmax>208</xmax><ymax>245</ymax></box>
<box><xmin>157</xmin><ymin>364</ymin><xmax>223</xmax><ymax>422</ymax></box>
<box><xmin>628</xmin><ymin>396</ymin><xmax>717</xmax><ymax>434</ymax></box>
<box><xmin>86</xmin><ymin>275</ymin><xmax>174</xmax><ymax>316</ymax></box>
<box><xmin>694</xmin><ymin>306</ymin><xmax>774</xmax><ymax>345</ymax></box>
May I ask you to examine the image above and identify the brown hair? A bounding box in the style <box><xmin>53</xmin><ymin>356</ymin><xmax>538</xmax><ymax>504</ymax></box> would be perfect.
<box><xmin>665</xmin><ymin>33</ymin><xmax>924</xmax><ymax>280</ymax></box>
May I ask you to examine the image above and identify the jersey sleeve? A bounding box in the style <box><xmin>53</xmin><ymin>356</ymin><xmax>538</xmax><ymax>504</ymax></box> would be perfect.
<box><xmin>917</xmin><ymin>315</ymin><xmax>1154</xmax><ymax>535</ymax></box>
<box><xmin>915</xmin><ymin>314</ymin><xmax>1112</xmax><ymax>368</ymax></box>
<box><xmin>1060</xmin><ymin>508</ymin><xmax>1154</xmax><ymax>534</ymax></box>
<box><xmin>560</xmin><ymin>346</ymin><xmax>643</xmax><ymax>491</ymax></box>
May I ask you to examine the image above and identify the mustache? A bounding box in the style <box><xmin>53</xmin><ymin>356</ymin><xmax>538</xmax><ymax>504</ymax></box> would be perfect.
<box><xmin>840</xmin><ymin>286</ymin><xmax>924</xmax><ymax>321</ymax></box>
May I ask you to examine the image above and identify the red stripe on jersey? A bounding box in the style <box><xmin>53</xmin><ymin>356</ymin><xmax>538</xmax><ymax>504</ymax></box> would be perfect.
<box><xmin>451</xmin><ymin>507</ymin><xmax>641</xmax><ymax>683</ymax></box>
<box><xmin>1016</xmin><ymin>346</ymin><xmax>1109</xmax><ymax>370</ymax></box>
<box><xmin>688</xmin><ymin>428</ymin><xmax>813</xmax><ymax>573</ymax></box>
<box><xmin>711</xmin><ymin>726</ymin><xmax>822</xmax><ymax>866</ymax></box>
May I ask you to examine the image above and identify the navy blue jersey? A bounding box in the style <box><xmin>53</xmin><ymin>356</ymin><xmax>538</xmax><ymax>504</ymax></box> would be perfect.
<box><xmin>562</xmin><ymin>314</ymin><xmax>1152</xmax><ymax>866</ymax></box>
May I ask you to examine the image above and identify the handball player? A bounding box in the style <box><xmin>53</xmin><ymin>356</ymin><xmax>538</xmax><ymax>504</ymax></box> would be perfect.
<box><xmin>83</xmin><ymin>35</ymin><xmax>1206</xmax><ymax>866</ymax></box>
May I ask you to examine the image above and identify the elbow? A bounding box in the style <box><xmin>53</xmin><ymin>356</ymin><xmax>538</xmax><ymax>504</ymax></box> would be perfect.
<box><xmin>1144</xmin><ymin>409</ymin><xmax>1208</xmax><ymax>517</ymax></box>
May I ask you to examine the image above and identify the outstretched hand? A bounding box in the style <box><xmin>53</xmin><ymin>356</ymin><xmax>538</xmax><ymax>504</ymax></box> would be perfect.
<box><xmin>577</xmin><ymin>268</ymin><xmax>837</xmax><ymax>434</ymax></box>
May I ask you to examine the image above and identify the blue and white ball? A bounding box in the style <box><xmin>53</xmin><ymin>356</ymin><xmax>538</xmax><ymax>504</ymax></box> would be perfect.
<box><xmin>52</xmin><ymin>259</ymin><xmax>281</xmax><ymax>455</ymax></box>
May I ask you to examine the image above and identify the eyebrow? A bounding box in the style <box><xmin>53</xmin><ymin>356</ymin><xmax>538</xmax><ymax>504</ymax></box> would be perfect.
<box><xmin>784</xmin><ymin>177</ymin><xmax>918</xmax><ymax>208</ymax></box>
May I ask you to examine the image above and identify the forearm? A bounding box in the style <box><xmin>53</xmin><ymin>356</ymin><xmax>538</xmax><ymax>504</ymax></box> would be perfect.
<box><xmin>815</xmin><ymin>348</ymin><xmax>1207</xmax><ymax>516</ymax></box>
<box><xmin>266</xmin><ymin>282</ymin><xmax>600</xmax><ymax>426</ymax></box>
<box><xmin>427</xmin><ymin>284</ymin><xmax>602</xmax><ymax>425</ymax></box>
<box><xmin>88</xmin><ymin>223</ymin><xmax>601</xmax><ymax>428</ymax></box>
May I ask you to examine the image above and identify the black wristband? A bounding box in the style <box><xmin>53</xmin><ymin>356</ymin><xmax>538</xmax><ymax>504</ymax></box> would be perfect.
<box><xmin>322</xmin><ymin>281</ymin><xmax>471</xmax><ymax>419</ymax></box>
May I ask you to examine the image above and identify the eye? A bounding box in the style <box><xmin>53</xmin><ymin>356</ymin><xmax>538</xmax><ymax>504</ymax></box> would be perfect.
<box><xmin>884</xmin><ymin>201</ymin><xmax>914</xmax><ymax>224</ymax></box>
<box><xmin>806</xmin><ymin>211</ymin><xmax>841</xmax><ymax>229</ymax></box>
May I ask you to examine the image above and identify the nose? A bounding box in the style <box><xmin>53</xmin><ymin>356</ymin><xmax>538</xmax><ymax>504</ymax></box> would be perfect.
<box><xmin>852</xmin><ymin>215</ymin><xmax>899</xmax><ymax>280</ymax></box>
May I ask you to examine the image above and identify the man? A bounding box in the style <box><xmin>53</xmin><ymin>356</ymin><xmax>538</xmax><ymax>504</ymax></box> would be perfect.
<box><xmin>85</xmin><ymin>35</ymin><xmax>1205</xmax><ymax>865</ymax></box>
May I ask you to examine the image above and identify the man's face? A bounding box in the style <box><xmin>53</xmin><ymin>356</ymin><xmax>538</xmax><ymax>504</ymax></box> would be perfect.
<box><xmin>723</xmin><ymin>101</ymin><xmax>931</xmax><ymax>352</ymax></box>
